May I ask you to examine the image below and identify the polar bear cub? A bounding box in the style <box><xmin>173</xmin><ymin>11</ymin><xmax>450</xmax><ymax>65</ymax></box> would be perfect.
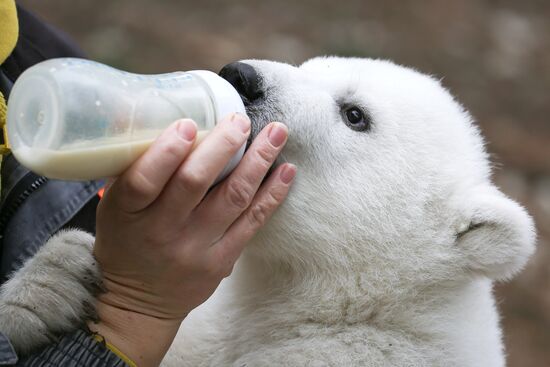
<box><xmin>0</xmin><ymin>57</ymin><xmax>536</xmax><ymax>367</ymax></box>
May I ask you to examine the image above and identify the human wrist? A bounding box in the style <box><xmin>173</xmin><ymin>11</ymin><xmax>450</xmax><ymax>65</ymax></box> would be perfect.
<box><xmin>88</xmin><ymin>294</ymin><xmax>182</xmax><ymax>367</ymax></box>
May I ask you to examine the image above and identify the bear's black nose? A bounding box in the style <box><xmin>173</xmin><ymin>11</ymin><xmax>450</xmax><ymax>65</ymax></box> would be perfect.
<box><xmin>219</xmin><ymin>62</ymin><xmax>263</xmax><ymax>104</ymax></box>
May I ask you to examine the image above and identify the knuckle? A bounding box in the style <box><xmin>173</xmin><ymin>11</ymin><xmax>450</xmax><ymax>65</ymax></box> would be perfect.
<box><xmin>202</xmin><ymin>258</ymin><xmax>223</xmax><ymax>278</ymax></box>
<box><xmin>145</xmin><ymin>221</ymin><xmax>179</xmax><ymax>246</ymax></box>
<box><xmin>247</xmin><ymin>202</ymin><xmax>271</xmax><ymax>228</ymax></box>
<box><xmin>254</xmin><ymin>145</ymin><xmax>276</xmax><ymax>168</ymax></box>
<box><xmin>221</xmin><ymin>264</ymin><xmax>234</xmax><ymax>278</ymax></box>
<box><xmin>122</xmin><ymin>171</ymin><xmax>156</xmax><ymax>199</ymax></box>
<box><xmin>221</xmin><ymin>130</ymin><xmax>244</xmax><ymax>149</ymax></box>
<box><xmin>247</xmin><ymin>189</ymin><xmax>283</xmax><ymax>228</ymax></box>
<box><xmin>212</xmin><ymin>248</ymin><xmax>235</xmax><ymax>278</ymax></box>
<box><xmin>176</xmin><ymin>244</ymin><xmax>197</xmax><ymax>267</ymax></box>
<box><xmin>225</xmin><ymin>180</ymin><xmax>254</xmax><ymax>210</ymax></box>
<box><xmin>177</xmin><ymin>166</ymin><xmax>209</xmax><ymax>192</ymax></box>
<box><xmin>159</xmin><ymin>141</ymin><xmax>184</xmax><ymax>160</ymax></box>
<box><xmin>267</xmin><ymin>186</ymin><xmax>287</xmax><ymax>204</ymax></box>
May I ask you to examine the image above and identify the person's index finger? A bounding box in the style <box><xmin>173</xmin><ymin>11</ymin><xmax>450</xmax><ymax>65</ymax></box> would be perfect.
<box><xmin>107</xmin><ymin>119</ymin><xmax>197</xmax><ymax>213</ymax></box>
<box><xmin>148</xmin><ymin>113</ymin><xmax>251</xmax><ymax>224</ymax></box>
<box><xmin>183</xmin><ymin>113</ymin><xmax>250</xmax><ymax>186</ymax></box>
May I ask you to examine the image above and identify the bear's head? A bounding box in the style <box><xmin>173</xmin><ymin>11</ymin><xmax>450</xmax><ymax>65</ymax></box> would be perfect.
<box><xmin>220</xmin><ymin>57</ymin><xmax>536</xmax><ymax>293</ymax></box>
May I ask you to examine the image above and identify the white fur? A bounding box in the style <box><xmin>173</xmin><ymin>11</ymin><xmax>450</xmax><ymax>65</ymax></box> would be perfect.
<box><xmin>0</xmin><ymin>57</ymin><xmax>536</xmax><ymax>366</ymax></box>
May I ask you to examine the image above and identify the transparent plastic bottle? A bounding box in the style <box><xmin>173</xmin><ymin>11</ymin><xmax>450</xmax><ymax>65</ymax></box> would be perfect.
<box><xmin>6</xmin><ymin>58</ymin><xmax>246</xmax><ymax>181</ymax></box>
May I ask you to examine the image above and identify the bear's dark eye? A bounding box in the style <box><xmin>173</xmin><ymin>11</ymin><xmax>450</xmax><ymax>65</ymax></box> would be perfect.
<box><xmin>343</xmin><ymin>106</ymin><xmax>371</xmax><ymax>132</ymax></box>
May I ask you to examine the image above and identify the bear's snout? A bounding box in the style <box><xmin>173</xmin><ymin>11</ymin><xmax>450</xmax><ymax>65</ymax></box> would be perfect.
<box><xmin>220</xmin><ymin>61</ymin><xmax>268</xmax><ymax>150</ymax></box>
<box><xmin>219</xmin><ymin>62</ymin><xmax>263</xmax><ymax>105</ymax></box>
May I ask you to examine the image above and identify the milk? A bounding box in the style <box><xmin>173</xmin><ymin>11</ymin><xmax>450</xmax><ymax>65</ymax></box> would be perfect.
<box><xmin>7</xmin><ymin>58</ymin><xmax>247</xmax><ymax>181</ymax></box>
<box><xmin>14</xmin><ymin>130</ymin><xmax>209</xmax><ymax>180</ymax></box>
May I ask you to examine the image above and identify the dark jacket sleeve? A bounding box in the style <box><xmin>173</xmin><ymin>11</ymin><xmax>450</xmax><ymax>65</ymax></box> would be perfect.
<box><xmin>0</xmin><ymin>332</ymin><xmax>17</xmax><ymax>365</ymax></box>
<box><xmin>0</xmin><ymin>330</ymin><xmax>129</xmax><ymax>366</ymax></box>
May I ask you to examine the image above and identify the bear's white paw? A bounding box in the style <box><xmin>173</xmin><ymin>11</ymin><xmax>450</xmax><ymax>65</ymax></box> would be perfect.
<box><xmin>0</xmin><ymin>229</ymin><xmax>101</xmax><ymax>354</ymax></box>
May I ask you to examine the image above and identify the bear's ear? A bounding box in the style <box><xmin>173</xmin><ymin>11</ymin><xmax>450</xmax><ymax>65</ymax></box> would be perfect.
<box><xmin>453</xmin><ymin>186</ymin><xmax>536</xmax><ymax>281</ymax></box>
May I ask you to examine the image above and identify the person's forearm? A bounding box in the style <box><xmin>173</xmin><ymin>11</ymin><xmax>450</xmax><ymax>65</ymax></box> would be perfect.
<box><xmin>88</xmin><ymin>292</ymin><xmax>182</xmax><ymax>367</ymax></box>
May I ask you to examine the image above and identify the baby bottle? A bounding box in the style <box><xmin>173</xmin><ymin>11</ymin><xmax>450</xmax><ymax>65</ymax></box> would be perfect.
<box><xmin>6</xmin><ymin>58</ymin><xmax>246</xmax><ymax>181</ymax></box>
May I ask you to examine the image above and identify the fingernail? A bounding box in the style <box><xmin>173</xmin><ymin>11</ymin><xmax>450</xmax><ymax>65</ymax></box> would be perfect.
<box><xmin>268</xmin><ymin>122</ymin><xmax>288</xmax><ymax>147</ymax></box>
<box><xmin>230</xmin><ymin>113</ymin><xmax>251</xmax><ymax>133</ymax></box>
<box><xmin>280</xmin><ymin>164</ymin><xmax>297</xmax><ymax>184</ymax></box>
<box><xmin>177</xmin><ymin>119</ymin><xmax>197</xmax><ymax>141</ymax></box>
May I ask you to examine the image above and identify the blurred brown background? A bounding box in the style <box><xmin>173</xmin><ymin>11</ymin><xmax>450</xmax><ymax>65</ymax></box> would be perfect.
<box><xmin>17</xmin><ymin>0</ymin><xmax>549</xmax><ymax>365</ymax></box>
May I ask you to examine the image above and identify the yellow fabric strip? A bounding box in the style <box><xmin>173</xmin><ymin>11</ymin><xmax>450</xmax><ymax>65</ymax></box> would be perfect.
<box><xmin>0</xmin><ymin>91</ymin><xmax>9</xmax><ymax>154</ymax></box>
<box><xmin>92</xmin><ymin>334</ymin><xmax>138</xmax><ymax>367</ymax></box>
<box><xmin>0</xmin><ymin>92</ymin><xmax>6</xmax><ymax>131</ymax></box>
<box><xmin>0</xmin><ymin>0</ymin><xmax>19</xmax><ymax>64</ymax></box>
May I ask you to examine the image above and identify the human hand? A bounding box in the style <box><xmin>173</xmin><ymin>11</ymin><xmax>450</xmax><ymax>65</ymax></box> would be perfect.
<box><xmin>89</xmin><ymin>114</ymin><xmax>295</xmax><ymax>366</ymax></box>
